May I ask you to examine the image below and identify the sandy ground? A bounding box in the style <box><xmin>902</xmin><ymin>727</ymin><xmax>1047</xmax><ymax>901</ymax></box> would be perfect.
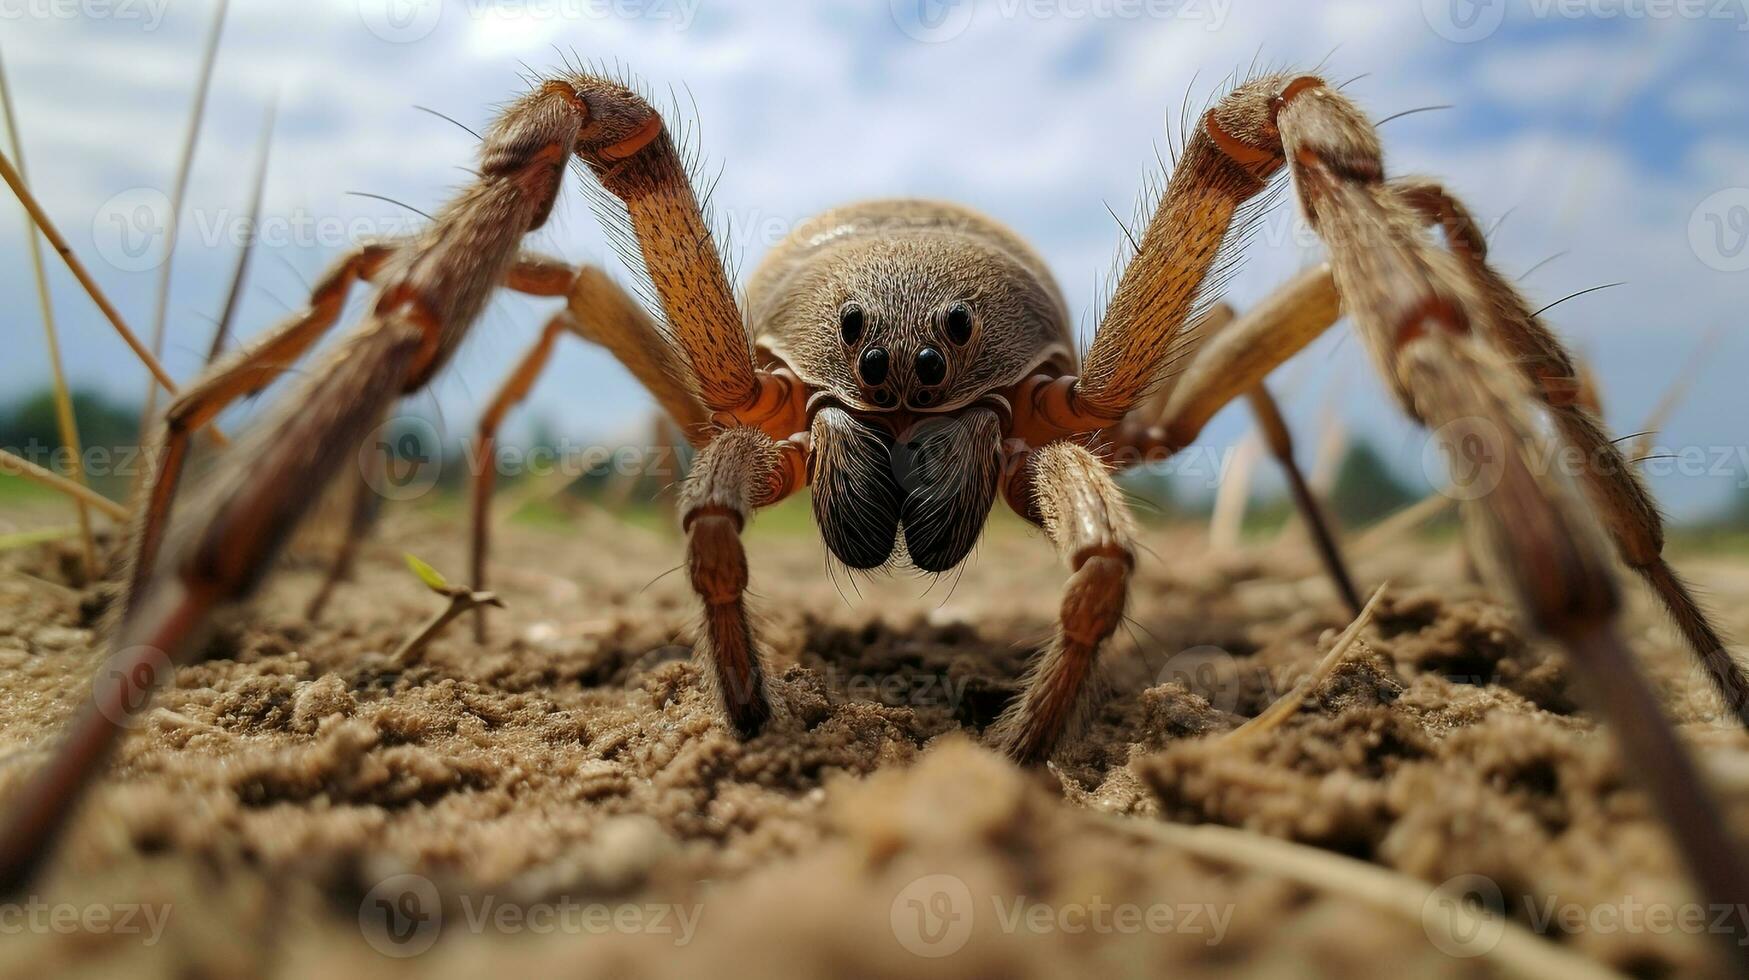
<box><xmin>3</xmin><ymin>502</ymin><xmax>1749</xmax><ymax>979</ymax></box>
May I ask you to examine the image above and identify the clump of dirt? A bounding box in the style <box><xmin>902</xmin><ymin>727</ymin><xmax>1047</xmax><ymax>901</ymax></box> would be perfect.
<box><xmin>1</xmin><ymin>508</ymin><xmax>1746</xmax><ymax>978</ymax></box>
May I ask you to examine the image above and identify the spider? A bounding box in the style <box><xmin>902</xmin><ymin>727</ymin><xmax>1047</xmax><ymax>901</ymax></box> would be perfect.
<box><xmin>4</xmin><ymin>67</ymin><xmax>1746</xmax><ymax>958</ymax></box>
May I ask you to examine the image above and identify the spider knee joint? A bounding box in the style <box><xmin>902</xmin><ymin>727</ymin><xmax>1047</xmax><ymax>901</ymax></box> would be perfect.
<box><xmin>1060</xmin><ymin>553</ymin><xmax>1130</xmax><ymax>648</ymax></box>
<box><xmin>686</xmin><ymin>510</ymin><xmax>748</xmax><ymax>606</ymax></box>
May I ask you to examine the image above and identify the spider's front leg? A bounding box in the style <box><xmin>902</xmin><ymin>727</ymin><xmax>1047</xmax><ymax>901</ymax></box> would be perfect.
<box><xmin>564</xmin><ymin>73</ymin><xmax>815</xmax><ymax>738</ymax></box>
<box><xmin>993</xmin><ymin>442</ymin><xmax>1136</xmax><ymax>763</ymax></box>
<box><xmin>566</xmin><ymin>75</ymin><xmax>777</xmax><ymax>421</ymax></box>
<box><xmin>679</xmin><ymin>427</ymin><xmax>805</xmax><ymax>735</ymax></box>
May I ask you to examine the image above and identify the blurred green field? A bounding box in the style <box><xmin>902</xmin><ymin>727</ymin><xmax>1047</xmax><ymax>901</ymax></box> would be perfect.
<box><xmin>6</xmin><ymin>386</ymin><xmax>1749</xmax><ymax>557</ymax></box>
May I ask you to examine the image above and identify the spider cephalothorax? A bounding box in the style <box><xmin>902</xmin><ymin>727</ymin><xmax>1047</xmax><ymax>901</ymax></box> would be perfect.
<box><xmin>747</xmin><ymin>200</ymin><xmax>1069</xmax><ymax>572</ymax></box>
<box><xmin>749</xmin><ymin>200</ymin><xmax>1073</xmax><ymax>416</ymax></box>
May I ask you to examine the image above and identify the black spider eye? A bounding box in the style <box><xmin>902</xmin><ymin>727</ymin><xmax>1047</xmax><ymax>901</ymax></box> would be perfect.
<box><xmin>944</xmin><ymin>303</ymin><xmax>973</xmax><ymax>345</ymax></box>
<box><xmin>859</xmin><ymin>346</ymin><xmax>890</xmax><ymax>385</ymax></box>
<box><xmin>914</xmin><ymin>347</ymin><xmax>947</xmax><ymax>386</ymax></box>
<box><xmin>839</xmin><ymin>303</ymin><xmax>864</xmax><ymax>345</ymax></box>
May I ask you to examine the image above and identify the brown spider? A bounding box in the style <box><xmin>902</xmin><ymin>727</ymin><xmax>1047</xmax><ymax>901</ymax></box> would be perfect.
<box><xmin>4</xmin><ymin>67</ymin><xmax>1747</xmax><ymax>961</ymax></box>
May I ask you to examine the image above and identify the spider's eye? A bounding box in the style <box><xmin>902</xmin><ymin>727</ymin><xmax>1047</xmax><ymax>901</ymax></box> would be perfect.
<box><xmin>839</xmin><ymin>303</ymin><xmax>864</xmax><ymax>345</ymax></box>
<box><xmin>944</xmin><ymin>303</ymin><xmax>973</xmax><ymax>345</ymax></box>
<box><xmin>859</xmin><ymin>346</ymin><xmax>890</xmax><ymax>386</ymax></box>
<box><xmin>914</xmin><ymin>347</ymin><xmax>947</xmax><ymax>386</ymax></box>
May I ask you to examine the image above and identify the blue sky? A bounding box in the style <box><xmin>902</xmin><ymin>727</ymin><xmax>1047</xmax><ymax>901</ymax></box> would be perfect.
<box><xmin>3</xmin><ymin>0</ymin><xmax>1746</xmax><ymax>517</ymax></box>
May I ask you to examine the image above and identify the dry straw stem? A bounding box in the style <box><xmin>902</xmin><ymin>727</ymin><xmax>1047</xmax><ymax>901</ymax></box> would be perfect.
<box><xmin>1222</xmin><ymin>581</ymin><xmax>1387</xmax><ymax>746</ymax></box>
<box><xmin>205</xmin><ymin>97</ymin><xmax>275</xmax><ymax>365</ymax></box>
<box><xmin>1207</xmin><ymin>429</ymin><xmax>1262</xmax><ymax>552</ymax></box>
<box><xmin>1629</xmin><ymin>327</ymin><xmax>1719</xmax><ymax>461</ymax></box>
<box><xmin>0</xmin><ymin>449</ymin><xmax>127</xmax><ymax>521</ymax></box>
<box><xmin>1354</xmin><ymin>493</ymin><xmax>1453</xmax><ymax>553</ymax></box>
<box><xmin>0</xmin><ymin>150</ymin><xmax>227</xmax><ymax>448</ymax></box>
<box><xmin>0</xmin><ymin>48</ymin><xmax>95</xmax><ymax>575</ymax></box>
<box><xmin>141</xmin><ymin>0</ymin><xmax>228</xmax><ymax>425</ymax></box>
<box><xmin>0</xmin><ymin>526</ymin><xmax>80</xmax><ymax>552</ymax></box>
<box><xmin>1096</xmin><ymin>815</ymin><xmax>1626</xmax><ymax>980</ymax></box>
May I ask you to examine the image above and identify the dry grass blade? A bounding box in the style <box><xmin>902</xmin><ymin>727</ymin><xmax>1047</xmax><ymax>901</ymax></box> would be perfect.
<box><xmin>1207</xmin><ymin>430</ymin><xmax>1261</xmax><ymax>552</ymax></box>
<box><xmin>1223</xmin><ymin>581</ymin><xmax>1387</xmax><ymax>745</ymax></box>
<box><xmin>1246</xmin><ymin>383</ymin><xmax>1364</xmax><ymax>615</ymax></box>
<box><xmin>0</xmin><ymin>526</ymin><xmax>80</xmax><ymax>552</ymax></box>
<box><xmin>0</xmin><ymin>449</ymin><xmax>127</xmax><ymax>521</ymax></box>
<box><xmin>0</xmin><ymin>150</ymin><xmax>226</xmax><ymax>447</ymax></box>
<box><xmin>1095</xmin><ymin>815</ymin><xmax>1627</xmax><ymax>980</ymax></box>
<box><xmin>141</xmin><ymin>0</ymin><xmax>229</xmax><ymax>424</ymax></box>
<box><xmin>0</xmin><ymin>47</ymin><xmax>95</xmax><ymax>574</ymax></box>
<box><xmin>1630</xmin><ymin>327</ymin><xmax>1720</xmax><ymax>460</ymax></box>
<box><xmin>1353</xmin><ymin>492</ymin><xmax>1453</xmax><ymax>553</ymax></box>
<box><xmin>205</xmin><ymin>96</ymin><xmax>275</xmax><ymax>365</ymax></box>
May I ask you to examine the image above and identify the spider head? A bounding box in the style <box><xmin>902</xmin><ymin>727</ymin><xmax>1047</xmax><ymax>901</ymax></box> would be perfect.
<box><xmin>811</xmin><ymin>234</ymin><xmax>1062</xmax><ymax>414</ymax></box>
